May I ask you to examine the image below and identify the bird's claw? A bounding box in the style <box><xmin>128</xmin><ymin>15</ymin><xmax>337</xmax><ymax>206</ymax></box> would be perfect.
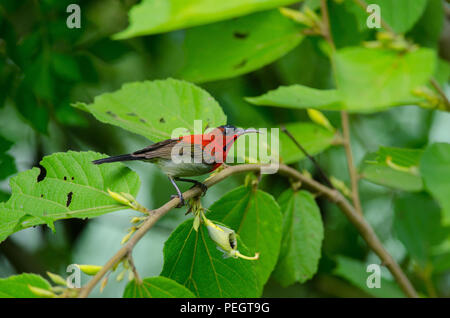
<box><xmin>191</xmin><ymin>182</ymin><xmax>208</xmax><ymax>196</ymax></box>
<box><xmin>171</xmin><ymin>194</ymin><xmax>185</xmax><ymax>208</ymax></box>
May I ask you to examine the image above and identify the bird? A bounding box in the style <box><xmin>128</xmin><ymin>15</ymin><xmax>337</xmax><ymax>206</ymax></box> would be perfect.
<box><xmin>92</xmin><ymin>125</ymin><xmax>259</xmax><ymax>207</ymax></box>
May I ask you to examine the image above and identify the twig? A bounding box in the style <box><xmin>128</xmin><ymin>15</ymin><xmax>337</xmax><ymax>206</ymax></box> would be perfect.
<box><xmin>340</xmin><ymin>112</ymin><xmax>363</xmax><ymax>215</ymax></box>
<box><xmin>127</xmin><ymin>252</ymin><xmax>141</xmax><ymax>285</ymax></box>
<box><xmin>319</xmin><ymin>0</ymin><xmax>335</xmax><ymax>51</ymax></box>
<box><xmin>281</xmin><ymin>125</ymin><xmax>334</xmax><ymax>189</ymax></box>
<box><xmin>78</xmin><ymin>163</ymin><xmax>418</xmax><ymax>298</ymax></box>
<box><xmin>430</xmin><ymin>78</ymin><xmax>450</xmax><ymax>111</ymax></box>
<box><xmin>320</xmin><ymin>0</ymin><xmax>363</xmax><ymax>216</ymax></box>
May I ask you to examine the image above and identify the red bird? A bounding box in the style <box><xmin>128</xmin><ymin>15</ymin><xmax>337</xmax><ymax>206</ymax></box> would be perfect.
<box><xmin>93</xmin><ymin>125</ymin><xmax>258</xmax><ymax>206</ymax></box>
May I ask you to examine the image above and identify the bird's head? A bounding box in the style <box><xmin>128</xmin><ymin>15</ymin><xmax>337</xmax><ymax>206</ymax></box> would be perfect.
<box><xmin>205</xmin><ymin>125</ymin><xmax>260</xmax><ymax>162</ymax></box>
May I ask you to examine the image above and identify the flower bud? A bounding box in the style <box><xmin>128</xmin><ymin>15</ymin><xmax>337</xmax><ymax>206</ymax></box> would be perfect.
<box><xmin>107</xmin><ymin>189</ymin><xmax>131</xmax><ymax>206</ymax></box>
<box><xmin>28</xmin><ymin>285</ymin><xmax>56</xmax><ymax>298</ymax></box>
<box><xmin>204</xmin><ymin>218</ymin><xmax>259</xmax><ymax>261</ymax></box>
<box><xmin>47</xmin><ymin>272</ymin><xmax>67</xmax><ymax>286</ymax></box>
<box><xmin>77</xmin><ymin>264</ymin><xmax>102</xmax><ymax>276</ymax></box>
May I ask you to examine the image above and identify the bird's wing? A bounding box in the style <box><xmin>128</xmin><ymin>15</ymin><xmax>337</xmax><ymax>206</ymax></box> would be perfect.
<box><xmin>132</xmin><ymin>138</ymin><xmax>216</xmax><ymax>163</ymax></box>
<box><xmin>132</xmin><ymin>139</ymin><xmax>179</xmax><ymax>160</ymax></box>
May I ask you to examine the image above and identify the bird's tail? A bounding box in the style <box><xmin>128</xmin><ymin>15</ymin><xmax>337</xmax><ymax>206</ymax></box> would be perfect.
<box><xmin>92</xmin><ymin>154</ymin><xmax>139</xmax><ymax>165</ymax></box>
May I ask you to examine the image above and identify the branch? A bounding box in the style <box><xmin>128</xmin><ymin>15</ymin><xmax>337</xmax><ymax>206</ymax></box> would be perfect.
<box><xmin>320</xmin><ymin>0</ymin><xmax>363</xmax><ymax>216</ymax></box>
<box><xmin>281</xmin><ymin>125</ymin><xmax>334</xmax><ymax>189</ymax></box>
<box><xmin>340</xmin><ymin>112</ymin><xmax>363</xmax><ymax>215</ymax></box>
<box><xmin>78</xmin><ymin>163</ymin><xmax>418</xmax><ymax>298</ymax></box>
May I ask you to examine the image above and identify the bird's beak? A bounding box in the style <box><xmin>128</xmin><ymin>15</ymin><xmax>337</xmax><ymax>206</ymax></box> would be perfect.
<box><xmin>237</xmin><ymin>128</ymin><xmax>260</xmax><ymax>136</ymax></box>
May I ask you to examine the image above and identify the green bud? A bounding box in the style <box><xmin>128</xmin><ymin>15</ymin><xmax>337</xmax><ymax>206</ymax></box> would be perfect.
<box><xmin>193</xmin><ymin>213</ymin><xmax>201</xmax><ymax>232</ymax></box>
<box><xmin>121</xmin><ymin>227</ymin><xmax>136</xmax><ymax>244</ymax></box>
<box><xmin>77</xmin><ymin>264</ymin><xmax>102</xmax><ymax>276</ymax></box>
<box><xmin>116</xmin><ymin>269</ymin><xmax>126</xmax><ymax>282</ymax></box>
<box><xmin>28</xmin><ymin>285</ymin><xmax>56</xmax><ymax>298</ymax></box>
<box><xmin>107</xmin><ymin>189</ymin><xmax>131</xmax><ymax>206</ymax></box>
<box><xmin>47</xmin><ymin>272</ymin><xmax>67</xmax><ymax>286</ymax></box>
<box><xmin>100</xmin><ymin>276</ymin><xmax>108</xmax><ymax>293</ymax></box>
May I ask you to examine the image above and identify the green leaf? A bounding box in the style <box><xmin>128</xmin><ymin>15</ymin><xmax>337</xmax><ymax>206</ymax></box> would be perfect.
<box><xmin>114</xmin><ymin>0</ymin><xmax>301</xmax><ymax>39</ymax></box>
<box><xmin>0</xmin><ymin>190</ymin><xmax>10</xmax><ymax>202</ymax></box>
<box><xmin>408</xmin><ymin>0</ymin><xmax>445</xmax><ymax>48</ymax></box>
<box><xmin>0</xmin><ymin>134</ymin><xmax>16</xmax><ymax>181</ymax></box>
<box><xmin>123</xmin><ymin>276</ymin><xmax>196</xmax><ymax>298</ymax></box>
<box><xmin>329</xmin><ymin>0</ymin><xmax>370</xmax><ymax>48</ymax></box>
<box><xmin>0</xmin><ymin>153</ymin><xmax>16</xmax><ymax>180</ymax></box>
<box><xmin>334</xmin><ymin>47</ymin><xmax>436</xmax><ymax>112</ymax></box>
<box><xmin>15</xmin><ymin>83</ymin><xmax>49</xmax><ymax>134</ymax></box>
<box><xmin>333</xmin><ymin>256</ymin><xmax>405</xmax><ymax>298</ymax></box>
<box><xmin>207</xmin><ymin>185</ymin><xmax>283</xmax><ymax>288</ymax></box>
<box><xmin>72</xmin><ymin>79</ymin><xmax>226</xmax><ymax>142</ymax></box>
<box><xmin>246</xmin><ymin>85</ymin><xmax>342</xmax><ymax>111</ymax></box>
<box><xmin>51</xmin><ymin>53</ymin><xmax>81</xmax><ymax>82</ymax></box>
<box><xmin>394</xmin><ymin>193</ymin><xmax>449</xmax><ymax>267</ymax></box>
<box><xmin>360</xmin><ymin>146</ymin><xmax>423</xmax><ymax>191</ymax></box>
<box><xmin>370</xmin><ymin>0</ymin><xmax>427</xmax><ymax>34</ymax></box>
<box><xmin>160</xmin><ymin>218</ymin><xmax>260</xmax><ymax>297</ymax></box>
<box><xmin>272</xmin><ymin>189</ymin><xmax>323</xmax><ymax>286</ymax></box>
<box><xmin>420</xmin><ymin>143</ymin><xmax>450</xmax><ymax>224</ymax></box>
<box><xmin>279</xmin><ymin>122</ymin><xmax>336</xmax><ymax>164</ymax></box>
<box><xmin>0</xmin><ymin>273</ymin><xmax>52</xmax><ymax>298</ymax></box>
<box><xmin>179</xmin><ymin>10</ymin><xmax>305</xmax><ymax>83</ymax></box>
<box><xmin>0</xmin><ymin>151</ymin><xmax>140</xmax><ymax>243</ymax></box>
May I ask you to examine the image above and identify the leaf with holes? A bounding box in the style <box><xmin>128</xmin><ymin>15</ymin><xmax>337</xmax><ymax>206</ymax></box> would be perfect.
<box><xmin>0</xmin><ymin>151</ymin><xmax>140</xmax><ymax>243</ymax></box>
<box><xmin>272</xmin><ymin>190</ymin><xmax>324</xmax><ymax>286</ymax></box>
<box><xmin>114</xmin><ymin>0</ymin><xmax>301</xmax><ymax>39</ymax></box>
<box><xmin>360</xmin><ymin>146</ymin><xmax>424</xmax><ymax>191</ymax></box>
<box><xmin>72</xmin><ymin>79</ymin><xmax>226</xmax><ymax>142</ymax></box>
<box><xmin>123</xmin><ymin>277</ymin><xmax>196</xmax><ymax>298</ymax></box>
<box><xmin>0</xmin><ymin>274</ymin><xmax>52</xmax><ymax>298</ymax></box>
<box><xmin>207</xmin><ymin>185</ymin><xmax>283</xmax><ymax>288</ymax></box>
<box><xmin>160</xmin><ymin>218</ymin><xmax>260</xmax><ymax>297</ymax></box>
<box><xmin>178</xmin><ymin>10</ymin><xmax>305</xmax><ymax>83</ymax></box>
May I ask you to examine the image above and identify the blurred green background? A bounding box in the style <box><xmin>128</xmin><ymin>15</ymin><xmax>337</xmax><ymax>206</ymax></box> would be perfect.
<box><xmin>0</xmin><ymin>0</ymin><xmax>450</xmax><ymax>297</ymax></box>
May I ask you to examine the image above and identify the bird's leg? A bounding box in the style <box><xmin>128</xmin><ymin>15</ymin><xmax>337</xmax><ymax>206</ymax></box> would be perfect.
<box><xmin>168</xmin><ymin>177</ymin><xmax>185</xmax><ymax>208</ymax></box>
<box><xmin>174</xmin><ymin>177</ymin><xmax>208</xmax><ymax>196</ymax></box>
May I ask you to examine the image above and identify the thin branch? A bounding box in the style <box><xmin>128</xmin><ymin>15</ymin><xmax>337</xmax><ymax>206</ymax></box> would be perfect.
<box><xmin>127</xmin><ymin>252</ymin><xmax>141</xmax><ymax>285</ymax></box>
<box><xmin>430</xmin><ymin>78</ymin><xmax>450</xmax><ymax>111</ymax></box>
<box><xmin>341</xmin><ymin>112</ymin><xmax>363</xmax><ymax>215</ymax></box>
<box><xmin>320</xmin><ymin>0</ymin><xmax>363</xmax><ymax>216</ymax></box>
<box><xmin>78</xmin><ymin>163</ymin><xmax>418</xmax><ymax>298</ymax></box>
<box><xmin>281</xmin><ymin>125</ymin><xmax>334</xmax><ymax>189</ymax></box>
<box><xmin>319</xmin><ymin>0</ymin><xmax>335</xmax><ymax>51</ymax></box>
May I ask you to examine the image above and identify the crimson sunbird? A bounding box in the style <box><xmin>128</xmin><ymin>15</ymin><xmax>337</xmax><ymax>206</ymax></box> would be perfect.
<box><xmin>92</xmin><ymin>125</ymin><xmax>258</xmax><ymax>206</ymax></box>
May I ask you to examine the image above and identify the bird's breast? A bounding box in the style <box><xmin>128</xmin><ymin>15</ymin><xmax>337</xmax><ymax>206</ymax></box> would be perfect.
<box><xmin>153</xmin><ymin>158</ymin><xmax>216</xmax><ymax>177</ymax></box>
